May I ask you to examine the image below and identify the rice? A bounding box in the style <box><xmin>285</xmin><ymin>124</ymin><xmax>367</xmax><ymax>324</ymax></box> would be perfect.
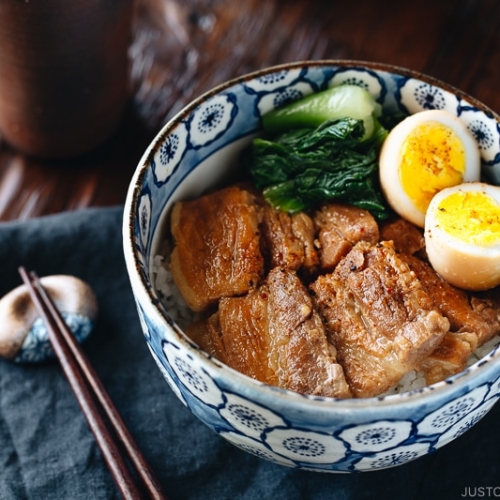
<box><xmin>382</xmin><ymin>370</ymin><xmax>428</xmax><ymax>396</ymax></box>
<box><xmin>466</xmin><ymin>335</ymin><xmax>500</xmax><ymax>366</ymax></box>
<box><xmin>151</xmin><ymin>248</ymin><xmax>195</xmax><ymax>328</ymax></box>
<box><xmin>152</xmin><ymin>252</ymin><xmax>500</xmax><ymax>396</ymax></box>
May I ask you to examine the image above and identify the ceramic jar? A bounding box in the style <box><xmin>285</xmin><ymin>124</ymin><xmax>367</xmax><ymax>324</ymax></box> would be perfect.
<box><xmin>0</xmin><ymin>0</ymin><xmax>135</xmax><ymax>158</ymax></box>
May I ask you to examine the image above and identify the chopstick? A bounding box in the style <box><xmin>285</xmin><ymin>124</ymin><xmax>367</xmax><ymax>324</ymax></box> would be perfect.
<box><xmin>18</xmin><ymin>267</ymin><xmax>168</xmax><ymax>500</ymax></box>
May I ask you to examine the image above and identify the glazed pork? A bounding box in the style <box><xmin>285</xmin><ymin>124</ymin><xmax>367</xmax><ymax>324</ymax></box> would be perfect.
<box><xmin>186</xmin><ymin>288</ymin><xmax>277</xmax><ymax>384</ymax></box>
<box><xmin>190</xmin><ymin>267</ymin><xmax>352</xmax><ymax>398</ymax></box>
<box><xmin>399</xmin><ymin>252</ymin><xmax>500</xmax><ymax>383</ymax></box>
<box><xmin>310</xmin><ymin>241</ymin><xmax>450</xmax><ymax>398</ymax></box>
<box><xmin>169</xmin><ymin>184</ymin><xmax>500</xmax><ymax>398</ymax></box>
<box><xmin>170</xmin><ymin>186</ymin><xmax>264</xmax><ymax>312</ymax></box>
<box><xmin>219</xmin><ymin>287</ymin><xmax>276</xmax><ymax>385</ymax></box>
<box><xmin>419</xmin><ymin>331</ymin><xmax>478</xmax><ymax>385</ymax></box>
<box><xmin>290</xmin><ymin>212</ymin><xmax>320</xmax><ymax>274</ymax></box>
<box><xmin>380</xmin><ymin>217</ymin><xmax>426</xmax><ymax>256</ymax></box>
<box><xmin>402</xmin><ymin>253</ymin><xmax>500</xmax><ymax>346</ymax></box>
<box><xmin>313</xmin><ymin>203</ymin><xmax>379</xmax><ymax>272</ymax></box>
<box><xmin>259</xmin><ymin>204</ymin><xmax>319</xmax><ymax>275</ymax></box>
<box><xmin>265</xmin><ymin>267</ymin><xmax>351</xmax><ymax>397</ymax></box>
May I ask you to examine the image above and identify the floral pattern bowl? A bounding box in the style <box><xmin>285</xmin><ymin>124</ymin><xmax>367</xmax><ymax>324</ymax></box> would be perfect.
<box><xmin>123</xmin><ymin>60</ymin><xmax>500</xmax><ymax>472</ymax></box>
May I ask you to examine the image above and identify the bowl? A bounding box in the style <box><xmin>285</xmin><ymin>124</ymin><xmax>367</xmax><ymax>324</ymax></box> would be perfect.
<box><xmin>123</xmin><ymin>60</ymin><xmax>500</xmax><ymax>472</ymax></box>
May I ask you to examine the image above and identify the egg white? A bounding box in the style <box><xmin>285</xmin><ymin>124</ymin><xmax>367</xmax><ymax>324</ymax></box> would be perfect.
<box><xmin>379</xmin><ymin>109</ymin><xmax>481</xmax><ymax>227</ymax></box>
<box><xmin>425</xmin><ymin>182</ymin><xmax>500</xmax><ymax>291</ymax></box>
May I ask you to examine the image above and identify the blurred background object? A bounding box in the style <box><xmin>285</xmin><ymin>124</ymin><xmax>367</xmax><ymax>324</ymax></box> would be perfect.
<box><xmin>0</xmin><ymin>0</ymin><xmax>135</xmax><ymax>159</ymax></box>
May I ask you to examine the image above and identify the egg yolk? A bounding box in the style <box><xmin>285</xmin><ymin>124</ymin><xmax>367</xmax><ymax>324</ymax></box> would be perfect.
<box><xmin>434</xmin><ymin>191</ymin><xmax>500</xmax><ymax>246</ymax></box>
<box><xmin>399</xmin><ymin>121</ymin><xmax>466</xmax><ymax>213</ymax></box>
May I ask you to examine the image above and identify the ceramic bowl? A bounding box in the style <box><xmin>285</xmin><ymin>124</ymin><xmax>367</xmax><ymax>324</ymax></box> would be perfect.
<box><xmin>123</xmin><ymin>60</ymin><xmax>500</xmax><ymax>472</ymax></box>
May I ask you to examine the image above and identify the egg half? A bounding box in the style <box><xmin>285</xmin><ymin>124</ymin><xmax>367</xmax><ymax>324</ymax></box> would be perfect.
<box><xmin>379</xmin><ymin>109</ymin><xmax>481</xmax><ymax>227</ymax></box>
<box><xmin>425</xmin><ymin>182</ymin><xmax>500</xmax><ymax>291</ymax></box>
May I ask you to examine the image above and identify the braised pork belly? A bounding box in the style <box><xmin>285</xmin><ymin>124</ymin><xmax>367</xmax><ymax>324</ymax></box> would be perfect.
<box><xmin>402</xmin><ymin>254</ymin><xmax>500</xmax><ymax>346</ymax></box>
<box><xmin>188</xmin><ymin>268</ymin><xmax>351</xmax><ymax>398</ymax></box>
<box><xmin>313</xmin><ymin>203</ymin><xmax>379</xmax><ymax>272</ymax></box>
<box><xmin>169</xmin><ymin>186</ymin><xmax>500</xmax><ymax>398</ymax></box>
<box><xmin>310</xmin><ymin>241</ymin><xmax>449</xmax><ymax>397</ymax></box>
<box><xmin>259</xmin><ymin>204</ymin><xmax>319</xmax><ymax>276</ymax></box>
<box><xmin>265</xmin><ymin>268</ymin><xmax>351</xmax><ymax>398</ymax></box>
<box><xmin>170</xmin><ymin>186</ymin><xmax>264</xmax><ymax>312</ymax></box>
<box><xmin>218</xmin><ymin>288</ymin><xmax>276</xmax><ymax>385</ymax></box>
<box><xmin>398</xmin><ymin>252</ymin><xmax>500</xmax><ymax>384</ymax></box>
<box><xmin>419</xmin><ymin>331</ymin><xmax>478</xmax><ymax>385</ymax></box>
<box><xmin>379</xmin><ymin>217</ymin><xmax>426</xmax><ymax>256</ymax></box>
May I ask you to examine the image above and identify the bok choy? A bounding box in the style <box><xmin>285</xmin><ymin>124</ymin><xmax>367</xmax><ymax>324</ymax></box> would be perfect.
<box><xmin>245</xmin><ymin>116</ymin><xmax>390</xmax><ymax>219</ymax></box>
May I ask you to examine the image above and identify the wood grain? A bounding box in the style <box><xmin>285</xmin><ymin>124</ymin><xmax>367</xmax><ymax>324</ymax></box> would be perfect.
<box><xmin>1</xmin><ymin>0</ymin><xmax>499</xmax><ymax>221</ymax></box>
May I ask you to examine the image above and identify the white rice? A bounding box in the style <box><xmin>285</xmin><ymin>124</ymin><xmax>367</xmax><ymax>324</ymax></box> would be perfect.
<box><xmin>152</xmin><ymin>253</ymin><xmax>500</xmax><ymax>396</ymax></box>
<box><xmin>151</xmin><ymin>247</ymin><xmax>195</xmax><ymax>328</ymax></box>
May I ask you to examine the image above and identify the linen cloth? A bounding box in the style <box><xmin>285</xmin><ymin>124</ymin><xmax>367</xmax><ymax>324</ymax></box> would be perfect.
<box><xmin>0</xmin><ymin>206</ymin><xmax>498</xmax><ymax>500</ymax></box>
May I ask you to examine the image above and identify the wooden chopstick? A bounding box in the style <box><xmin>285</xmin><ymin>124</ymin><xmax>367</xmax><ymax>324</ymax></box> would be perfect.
<box><xmin>18</xmin><ymin>267</ymin><xmax>168</xmax><ymax>500</ymax></box>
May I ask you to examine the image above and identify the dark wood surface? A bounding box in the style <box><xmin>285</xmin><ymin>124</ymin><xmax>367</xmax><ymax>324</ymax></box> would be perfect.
<box><xmin>1</xmin><ymin>0</ymin><xmax>499</xmax><ymax>221</ymax></box>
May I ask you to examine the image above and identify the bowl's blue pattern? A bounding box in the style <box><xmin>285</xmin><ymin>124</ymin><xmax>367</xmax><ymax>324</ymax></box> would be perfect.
<box><xmin>124</xmin><ymin>61</ymin><xmax>500</xmax><ymax>472</ymax></box>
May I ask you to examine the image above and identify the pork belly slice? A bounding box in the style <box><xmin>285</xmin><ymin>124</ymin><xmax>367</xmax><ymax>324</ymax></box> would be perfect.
<box><xmin>266</xmin><ymin>267</ymin><xmax>351</xmax><ymax>398</ymax></box>
<box><xmin>313</xmin><ymin>203</ymin><xmax>379</xmax><ymax>273</ymax></box>
<box><xmin>402</xmin><ymin>254</ymin><xmax>500</xmax><ymax>346</ymax></box>
<box><xmin>170</xmin><ymin>186</ymin><xmax>264</xmax><ymax>312</ymax></box>
<box><xmin>186</xmin><ymin>314</ymin><xmax>227</xmax><ymax>362</ymax></box>
<box><xmin>193</xmin><ymin>267</ymin><xmax>352</xmax><ymax>398</ymax></box>
<box><xmin>259</xmin><ymin>204</ymin><xmax>319</xmax><ymax>275</ymax></box>
<box><xmin>291</xmin><ymin>212</ymin><xmax>320</xmax><ymax>274</ymax></box>
<box><xmin>185</xmin><ymin>289</ymin><xmax>276</xmax><ymax>385</ymax></box>
<box><xmin>419</xmin><ymin>331</ymin><xmax>477</xmax><ymax>385</ymax></box>
<box><xmin>311</xmin><ymin>241</ymin><xmax>449</xmax><ymax>398</ymax></box>
<box><xmin>380</xmin><ymin>217</ymin><xmax>425</xmax><ymax>256</ymax></box>
<box><xmin>217</xmin><ymin>288</ymin><xmax>278</xmax><ymax>385</ymax></box>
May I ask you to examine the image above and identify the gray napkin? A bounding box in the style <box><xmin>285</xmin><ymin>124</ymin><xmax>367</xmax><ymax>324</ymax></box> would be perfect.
<box><xmin>0</xmin><ymin>207</ymin><xmax>498</xmax><ymax>500</ymax></box>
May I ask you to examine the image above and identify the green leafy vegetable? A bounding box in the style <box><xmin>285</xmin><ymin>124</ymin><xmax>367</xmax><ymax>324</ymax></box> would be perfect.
<box><xmin>245</xmin><ymin>117</ymin><xmax>390</xmax><ymax>219</ymax></box>
<box><xmin>262</xmin><ymin>84</ymin><xmax>382</xmax><ymax>141</ymax></box>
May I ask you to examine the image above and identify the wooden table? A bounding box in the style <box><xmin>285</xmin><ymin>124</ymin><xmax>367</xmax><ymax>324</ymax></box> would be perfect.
<box><xmin>1</xmin><ymin>0</ymin><xmax>499</xmax><ymax>221</ymax></box>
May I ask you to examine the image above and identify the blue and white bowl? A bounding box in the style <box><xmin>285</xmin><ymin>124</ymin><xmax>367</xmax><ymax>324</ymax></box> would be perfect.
<box><xmin>123</xmin><ymin>60</ymin><xmax>500</xmax><ymax>472</ymax></box>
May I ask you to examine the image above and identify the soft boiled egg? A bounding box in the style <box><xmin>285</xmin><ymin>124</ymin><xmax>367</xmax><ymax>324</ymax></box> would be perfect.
<box><xmin>425</xmin><ymin>182</ymin><xmax>500</xmax><ymax>291</ymax></box>
<box><xmin>379</xmin><ymin>109</ymin><xmax>481</xmax><ymax>227</ymax></box>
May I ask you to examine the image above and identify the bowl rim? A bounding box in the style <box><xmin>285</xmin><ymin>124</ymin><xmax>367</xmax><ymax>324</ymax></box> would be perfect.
<box><xmin>123</xmin><ymin>59</ymin><xmax>500</xmax><ymax>410</ymax></box>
